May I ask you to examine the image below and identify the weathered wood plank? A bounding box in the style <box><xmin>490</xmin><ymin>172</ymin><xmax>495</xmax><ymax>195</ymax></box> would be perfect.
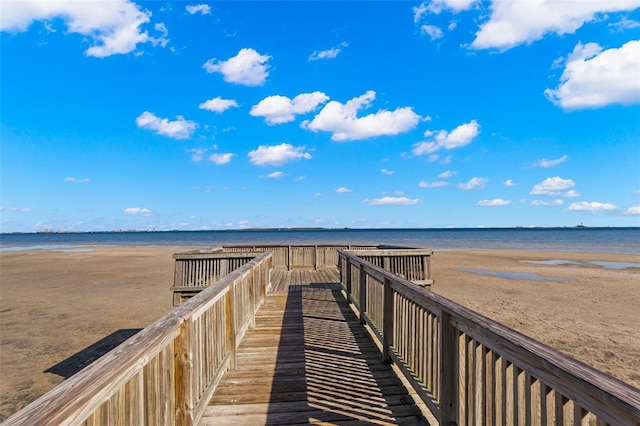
<box><xmin>201</xmin><ymin>270</ymin><xmax>429</xmax><ymax>425</ymax></box>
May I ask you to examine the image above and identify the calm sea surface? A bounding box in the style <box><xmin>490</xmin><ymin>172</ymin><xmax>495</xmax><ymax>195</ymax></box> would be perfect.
<box><xmin>1</xmin><ymin>228</ymin><xmax>638</xmax><ymax>254</ymax></box>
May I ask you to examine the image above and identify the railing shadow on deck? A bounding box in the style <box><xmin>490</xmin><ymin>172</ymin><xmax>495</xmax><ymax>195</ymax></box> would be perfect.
<box><xmin>265</xmin><ymin>283</ymin><xmax>430</xmax><ymax>424</ymax></box>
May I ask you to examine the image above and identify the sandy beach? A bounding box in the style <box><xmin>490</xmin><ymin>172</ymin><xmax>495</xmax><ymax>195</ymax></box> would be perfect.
<box><xmin>1</xmin><ymin>246</ymin><xmax>639</xmax><ymax>420</ymax></box>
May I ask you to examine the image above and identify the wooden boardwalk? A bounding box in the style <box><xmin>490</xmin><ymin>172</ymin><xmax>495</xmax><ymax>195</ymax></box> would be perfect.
<box><xmin>200</xmin><ymin>269</ymin><xmax>432</xmax><ymax>425</ymax></box>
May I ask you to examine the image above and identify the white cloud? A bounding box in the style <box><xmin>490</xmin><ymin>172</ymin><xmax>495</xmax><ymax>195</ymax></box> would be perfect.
<box><xmin>415</xmin><ymin>0</ymin><xmax>479</xmax><ymax>16</ymax></box>
<box><xmin>418</xmin><ymin>180</ymin><xmax>449</xmax><ymax>188</ymax></box>
<box><xmin>533</xmin><ymin>154</ymin><xmax>568</xmax><ymax>168</ymax></box>
<box><xmin>624</xmin><ymin>206</ymin><xmax>640</xmax><ymax>215</ymax></box>
<box><xmin>264</xmin><ymin>171</ymin><xmax>285</xmax><ymax>179</ymax></box>
<box><xmin>609</xmin><ymin>16</ymin><xmax>640</xmax><ymax>31</ymax></box>
<box><xmin>64</xmin><ymin>177</ymin><xmax>90</xmax><ymax>183</ymax></box>
<box><xmin>0</xmin><ymin>206</ymin><xmax>31</xmax><ymax>213</ymax></box>
<box><xmin>413</xmin><ymin>2</ymin><xmax>429</xmax><ymax>22</ymax></box>
<box><xmin>458</xmin><ymin>177</ymin><xmax>488</xmax><ymax>190</ymax></box>
<box><xmin>209</xmin><ymin>153</ymin><xmax>234</xmax><ymax>165</ymax></box>
<box><xmin>421</xmin><ymin>24</ymin><xmax>444</xmax><ymax>40</ymax></box>
<box><xmin>185</xmin><ymin>4</ymin><xmax>211</xmax><ymax>15</ymax></box>
<box><xmin>295</xmin><ymin>176</ymin><xmax>305</xmax><ymax>181</ymax></box>
<box><xmin>530</xmin><ymin>176</ymin><xmax>576</xmax><ymax>196</ymax></box>
<box><xmin>301</xmin><ymin>91</ymin><xmax>421</xmax><ymax>141</ymax></box>
<box><xmin>136</xmin><ymin>111</ymin><xmax>197</xmax><ymax>140</ymax></box>
<box><xmin>545</xmin><ymin>40</ymin><xmax>640</xmax><ymax>110</ymax></box>
<box><xmin>363</xmin><ymin>197</ymin><xmax>421</xmax><ymax>206</ymax></box>
<box><xmin>123</xmin><ymin>207</ymin><xmax>151</xmax><ymax>216</ymax></box>
<box><xmin>505</xmin><ymin>179</ymin><xmax>518</xmax><ymax>187</ymax></box>
<box><xmin>0</xmin><ymin>0</ymin><xmax>168</xmax><ymax>57</ymax></box>
<box><xmin>564</xmin><ymin>190</ymin><xmax>581</xmax><ymax>198</ymax></box>
<box><xmin>413</xmin><ymin>120</ymin><xmax>479</xmax><ymax>155</ymax></box>
<box><xmin>531</xmin><ymin>199</ymin><xmax>564</xmax><ymax>206</ymax></box>
<box><xmin>568</xmin><ymin>201</ymin><xmax>617</xmax><ymax>212</ymax></box>
<box><xmin>336</xmin><ymin>187</ymin><xmax>352</xmax><ymax>193</ymax></box>
<box><xmin>250</xmin><ymin>92</ymin><xmax>329</xmax><ymax>125</ymax></box>
<box><xmin>199</xmin><ymin>97</ymin><xmax>239</xmax><ymax>113</ymax></box>
<box><xmin>471</xmin><ymin>0</ymin><xmax>640</xmax><ymax>51</ymax></box>
<box><xmin>438</xmin><ymin>170</ymin><xmax>456</xmax><ymax>179</ymax></box>
<box><xmin>309</xmin><ymin>42</ymin><xmax>348</xmax><ymax>61</ymax></box>
<box><xmin>381</xmin><ymin>169</ymin><xmax>395</xmax><ymax>175</ymax></box>
<box><xmin>203</xmin><ymin>48</ymin><xmax>271</xmax><ymax>86</ymax></box>
<box><xmin>248</xmin><ymin>143</ymin><xmax>311</xmax><ymax>166</ymax></box>
<box><xmin>476</xmin><ymin>199</ymin><xmax>511</xmax><ymax>206</ymax></box>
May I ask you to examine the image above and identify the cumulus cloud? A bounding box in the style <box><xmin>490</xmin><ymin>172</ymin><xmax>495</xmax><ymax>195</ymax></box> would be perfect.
<box><xmin>418</xmin><ymin>180</ymin><xmax>449</xmax><ymax>188</ymax></box>
<box><xmin>568</xmin><ymin>201</ymin><xmax>617</xmax><ymax>212</ymax></box>
<box><xmin>123</xmin><ymin>207</ymin><xmax>151</xmax><ymax>216</ymax></box>
<box><xmin>438</xmin><ymin>170</ymin><xmax>456</xmax><ymax>179</ymax></box>
<box><xmin>64</xmin><ymin>177</ymin><xmax>90</xmax><ymax>183</ymax></box>
<box><xmin>203</xmin><ymin>48</ymin><xmax>271</xmax><ymax>86</ymax></box>
<box><xmin>458</xmin><ymin>177</ymin><xmax>488</xmax><ymax>190</ymax></box>
<box><xmin>308</xmin><ymin>42</ymin><xmax>348</xmax><ymax>61</ymax></box>
<box><xmin>381</xmin><ymin>169</ymin><xmax>395</xmax><ymax>175</ymax></box>
<box><xmin>471</xmin><ymin>0</ymin><xmax>640</xmax><ymax>51</ymax></box>
<box><xmin>301</xmin><ymin>91</ymin><xmax>421</xmax><ymax>141</ymax></box>
<box><xmin>136</xmin><ymin>111</ymin><xmax>197</xmax><ymax>139</ymax></box>
<box><xmin>421</xmin><ymin>24</ymin><xmax>444</xmax><ymax>40</ymax></box>
<box><xmin>530</xmin><ymin>176</ymin><xmax>576</xmax><ymax>196</ymax></box>
<box><xmin>624</xmin><ymin>206</ymin><xmax>640</xmax><ymax>215</ymax></box>
<box><xmin>209</xmin><ymin>153</ymin><xmax>234</xmax><ymax>165</ymax></box>
<box><xmin>199</xmin><ymin>97</ymin><xmax>239</xmax><ymax>113</ymax></box>
<box><xmin>185</xmin><ymin>4</ymin><xmax>211</xmax><ymax>15</ymax></box>
<box><xmin>531</xmin><ymin>199</ymin><xmax>564</xmax><ymax>206</ymax></box>
<box><xmin>545</xmin><ymin>41</ymin><xmax>640</xmax><ymax>110</ymax></box>
<box><xmin>248</xmin><ymin>143</ymin><xmax>311</xmax><ymax>166</ymax></box>
<box><xmin>264</xmin><ymin>171</ymin><xmax>285</xmax><ymax>179</ymax></box>
<box><xmin>413</xmin><ymin>120</ymin><xmax>480</xmax><ymax>155</ymax></box>
<box><xmin>250</xmin><ymin>92</ymin><xmax>329</xmax><ymax>125</ymax></box>
<box><xmin>0</xmin><ymin>0</ymin><xmax>168</xmax><ymax>57</ymax></box>
<box><xmin>564</xmin><ymin>190</ymin><xmax>581</xmax><ymax>198</ymax></box>
<box><xmin>533</xmin><ymin>155</ymin><xmax>568</xmax><ymax>168</ymax></box>
<box><xmin>505</xmin><ymin>179</ymin><xmax>518</xmax><ymax>187</ymax></box>
<box><xmin>476</xmin><ymin>199</ymin><xmax>511</xmax><ymax>206</ymax></box>
<box><xmin>336</xmin><ymin>187</ymin><xmax>352</xmax><ymax>193</ymax></box>
<box><xmin>363</xmin><ymin>197</ymin><xmax>421</xmax><ymax>206</ymax></box>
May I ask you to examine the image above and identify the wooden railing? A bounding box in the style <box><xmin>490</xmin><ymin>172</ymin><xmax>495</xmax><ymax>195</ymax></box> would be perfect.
<box><xmin>346</xmin><ymin>248</ymin><xmax>433</xmax><ymax>286</ymax></box>
<box><xmin>223</xmin><ymin>244</ymin><xmax>377</xmax><ymax>270</ymax></box>
<box><xmin>339</xmin><ymin>250</ymin><xmax>640</xmax><ymax>425</ymax></box>
<box><xmin>172</xmin><ymin>248</ymin><xmax>262</xmax><ymax>305</ymax></box>
<box><xmin>3</xmin><ymin>252</ymin><xmax>272</xmax><ymax>426</ymax></box>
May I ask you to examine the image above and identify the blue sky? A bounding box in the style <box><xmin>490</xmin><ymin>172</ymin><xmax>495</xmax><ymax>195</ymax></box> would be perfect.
<box><xmin>1</xmin><ymin>0</ymin><xmax>639</xmax><ymax>232</ymax></box>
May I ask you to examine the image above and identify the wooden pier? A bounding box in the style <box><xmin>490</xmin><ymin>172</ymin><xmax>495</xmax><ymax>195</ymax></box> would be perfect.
<box><xmin>3</xmin><ymin>245</ymin><xmax>640</xmax><ymax>425</ymax></box>
<box><xmin>202</xmin><ymin>269</ymin><xmax>432</xmax><ymax>425</ymax></box>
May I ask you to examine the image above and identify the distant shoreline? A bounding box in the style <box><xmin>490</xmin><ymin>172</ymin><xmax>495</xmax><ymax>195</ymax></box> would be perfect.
<box><xmin>3</xmin><ymin>225</ymin><xmax>638</xmax><ymax>235</ymax></box>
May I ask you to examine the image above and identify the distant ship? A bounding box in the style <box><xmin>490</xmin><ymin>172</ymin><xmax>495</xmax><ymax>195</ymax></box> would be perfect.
<box><xmin>576</xmin><ymin>223</ymin><xmax>586</xmax><ymax>228</ymax></box>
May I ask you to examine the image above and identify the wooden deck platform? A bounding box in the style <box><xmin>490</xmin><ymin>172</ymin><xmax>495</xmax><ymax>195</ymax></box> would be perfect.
<box><xmin>200</xmin><ymin>269</ymin><xmax>433</xmax><ymax>425</ymax></box>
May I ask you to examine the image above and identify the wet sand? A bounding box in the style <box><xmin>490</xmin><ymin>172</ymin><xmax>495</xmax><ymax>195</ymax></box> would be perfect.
<box><xmin>1</xmin><ymin>246</ymin><xmax>639</xmax><ymax>420</ymax></box>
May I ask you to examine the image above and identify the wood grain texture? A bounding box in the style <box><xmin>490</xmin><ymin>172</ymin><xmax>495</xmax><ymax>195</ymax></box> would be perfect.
<box><xmin>202</xmin><ymin>269</ymin><xmax>431</xmax><ymax>425</ymax></box>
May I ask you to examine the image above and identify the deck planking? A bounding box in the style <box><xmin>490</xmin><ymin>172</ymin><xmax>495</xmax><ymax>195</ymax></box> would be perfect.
<box><xmin>200</xmin><ymin>269</ymin><xmax>432</xmax><ymax>425</ymax></box>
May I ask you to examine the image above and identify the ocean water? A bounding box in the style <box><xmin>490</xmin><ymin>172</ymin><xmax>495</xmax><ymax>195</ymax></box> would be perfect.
<box><xmin>1</xmin><ymin>228</ymin><xmax>639</xmax><ymax>254</ymax></box>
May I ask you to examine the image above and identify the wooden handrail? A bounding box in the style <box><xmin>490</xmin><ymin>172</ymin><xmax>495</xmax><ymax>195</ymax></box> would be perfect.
<box><xmin>339</xmin><ymin>250</ymin><xmax>640</xmax><ymax>425</ymax></box>
<box><xmin>3</xmin><ymin>252</ymin><xmax>273</xmax><ymax>426</ymax></box>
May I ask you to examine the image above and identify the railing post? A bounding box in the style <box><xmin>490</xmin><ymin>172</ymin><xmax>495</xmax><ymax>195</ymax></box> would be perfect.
<box><xmin>359</xmin><ymin>264</ymin><xmax>367</xmax><ymax>325</ymax></box>
<box><xmin>175</xmin><ymin>318</ymin><xmax>194</xmax><ymax>425</ymax></box>
<box><xmin>382</xmin><ymin>278</ymin><xmax>394</xmax><ymax>363</ymax></box>
<box><xmin>439</xmin><ymin>310</ymin><xmax>459</xmax><ymax>425</ymax></box>
<box><xmin>225</xmin><ymin>286</ymin><xmax>237</xmax><ymax>370</ymax></box>
<box><xmin>287</xmin><ymin>245</ymin><xmax>291</xmax><ymax>270</ymax></box>
<box><xmin>345</xmin><ymin>257</ymin><xmax>352</xmax><ymax>295</ymax></box>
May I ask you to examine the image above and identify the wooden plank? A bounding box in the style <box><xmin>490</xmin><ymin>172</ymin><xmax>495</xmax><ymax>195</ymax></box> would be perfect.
<box><xmin>201</xmin><ymin>270</ymin><xmax>430</xmax><ymax>425</ymax></box>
